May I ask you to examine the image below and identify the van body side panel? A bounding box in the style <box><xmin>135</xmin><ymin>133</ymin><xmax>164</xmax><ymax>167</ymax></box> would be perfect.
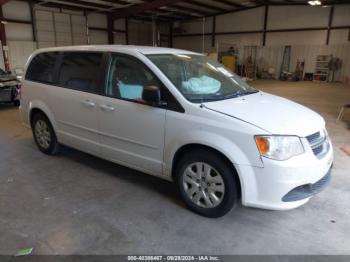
<box><xmin>47</xmin><ymin>87</ymin><xmax>102</xmax><ymax>156</ymax></box>
<box><xmin>21</xmin><ymin>81</ymin><xmax>53</xmax><ymax>128</ymax></box>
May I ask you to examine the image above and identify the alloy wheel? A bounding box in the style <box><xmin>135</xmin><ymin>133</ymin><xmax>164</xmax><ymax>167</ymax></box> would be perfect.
<box><xmin>34</xmin><ymin>120</ymin><xmax>51</xmax><ymax>149</ymax></box>
<box><xmin>182</xmin><ymin>162</ymin><xmax>225</xmax><ymax>208</ymax></box>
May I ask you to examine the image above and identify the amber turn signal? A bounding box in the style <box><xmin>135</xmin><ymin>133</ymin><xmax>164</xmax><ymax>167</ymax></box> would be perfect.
<box><xmin>255</xmin><ymin>136</ymin><xmax>270</xmax><ymax>155</ymax></box>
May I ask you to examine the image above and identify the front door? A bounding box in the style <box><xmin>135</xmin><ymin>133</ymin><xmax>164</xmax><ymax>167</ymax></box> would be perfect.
<box><xmin>97</xmin><ymin>54</ymin><xmax>166</xmax><ymax>175</ymax></box>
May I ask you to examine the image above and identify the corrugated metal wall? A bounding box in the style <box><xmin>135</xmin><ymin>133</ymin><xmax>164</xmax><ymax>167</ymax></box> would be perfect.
<box><xmin>2</xmin><ymin>0</ymin><xmax>350</xmax><ymax>80</ymax></box>
<box><xmin>35</xmin><ymin>9</ymin><xmax>88</xmax><ymax>48</ymax></box>
<box><xmin>7</xmin><ymin>41</ymin><xmax>36</xmax><ymax>70</ymax></box>
<box><xmin>172</xmin><ymin>4</ymin><xmax>350</xmax><ymax>82</ymax></box>
<box><xmin>290</xmin><ymin>45</ymin><xmax>350</xmax><ymax>82</ymax></box>
<box><xmin>228</xmin><ymin>44</ymin><xmax>350</xmax><ymax>82</ymax></box>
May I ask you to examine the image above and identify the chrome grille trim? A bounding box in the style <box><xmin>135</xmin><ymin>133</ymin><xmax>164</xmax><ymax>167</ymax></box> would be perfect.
<box><xmin>306</xmin><ymin>130</ymin><xmax>329</xmax><ymax>159</ymax></box>
<box><xmin>306</xmin><ymin>131</ymin><xmax>320</xmax><ymax>144</ymax></box>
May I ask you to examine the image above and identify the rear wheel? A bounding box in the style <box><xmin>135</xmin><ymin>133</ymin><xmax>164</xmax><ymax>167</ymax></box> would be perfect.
<box><xmin>32</xmin><ymin>113</ymin><xmax>60</xmax><ymax>155</ymax></box>
<box><xmin>175</xmin><ymin>149</ymin><xmax>238</xmax><ymax>218</ymax></box>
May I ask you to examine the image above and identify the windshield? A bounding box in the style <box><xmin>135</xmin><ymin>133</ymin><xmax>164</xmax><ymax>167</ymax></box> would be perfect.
<box><xmin>147</xmin><ymin>54</ymin><xmax>258</xmax><ymax>103</ymax></box>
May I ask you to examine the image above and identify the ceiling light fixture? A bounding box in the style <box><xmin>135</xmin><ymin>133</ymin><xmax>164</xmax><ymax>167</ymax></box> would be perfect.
<box><xmin>308</xmin><ymin>0</ymin><xmax>322</xmax><ymax>6</ymax></box>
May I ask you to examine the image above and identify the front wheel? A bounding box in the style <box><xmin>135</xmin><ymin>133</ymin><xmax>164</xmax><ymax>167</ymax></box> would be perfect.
<box><xmin>175</xmin><ymin>149</ymin><xmax>238</xmax><ymax>218</ymax></box>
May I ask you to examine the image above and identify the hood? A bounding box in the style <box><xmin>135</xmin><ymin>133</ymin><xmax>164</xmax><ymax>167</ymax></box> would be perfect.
<box><xmin>203</xmin><ymin>92</ymin><xmax>325</xmax><ymax>137</ymax></box>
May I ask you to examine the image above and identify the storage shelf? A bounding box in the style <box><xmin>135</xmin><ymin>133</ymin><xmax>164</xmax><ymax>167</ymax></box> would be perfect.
<box><xmin>314</xmin><ymin>55</ymin><xmax>332</xmax><ymax>82</ymax></box>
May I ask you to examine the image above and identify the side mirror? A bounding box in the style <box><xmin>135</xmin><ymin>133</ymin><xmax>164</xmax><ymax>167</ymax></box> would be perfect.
<box><xmin>142</xmin><ymin>86</ymin><xmax>167</xmax><ymax>107</ymax></box>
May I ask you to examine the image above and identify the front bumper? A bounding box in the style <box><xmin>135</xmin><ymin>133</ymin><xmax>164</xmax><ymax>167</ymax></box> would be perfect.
<box><xmin>282</xmin><ymin>167</ymin><xmax>331</xmax><ymax>202</ymax></box>
<box><xmin>237</xmin><ymin>136</ymin><xmax>333</xmax><ymax>210</ymax></box>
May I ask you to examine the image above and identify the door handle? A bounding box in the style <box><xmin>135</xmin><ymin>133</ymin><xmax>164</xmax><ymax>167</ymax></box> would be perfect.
<box><xmin>82</xmin><ymin>99</ymin><xmax>95</xmax><ymax>108</ymax></box>
<box><xmin>100</xmin><ymin>104</ymin><xmax>115</xmax><ymax>112</ymax></box>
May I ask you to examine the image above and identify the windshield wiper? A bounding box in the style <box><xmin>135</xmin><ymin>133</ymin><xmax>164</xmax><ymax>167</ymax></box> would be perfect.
<box><xmin>222</xmin><ymin>90</ymin><xmax>244</xmax><ymax>99</ymax></box>
<box><xmin>190</xmin><ymin>90</ymin><xmax>259</xmax><ymax>103</ymax></box>
<box><xmin>225</xmin><ymin>90</ymin><xmax>259</xmax><ymax>99</ymax></box>
<box><xmin>244</xmin><ymin>90</ymin><xmax>259</xmax><ymax>95</ymax></box>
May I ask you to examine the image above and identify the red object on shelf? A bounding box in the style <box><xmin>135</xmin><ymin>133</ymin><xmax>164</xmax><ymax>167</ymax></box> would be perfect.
<box><xmin>5</xmin><ymin>60</ymin><xmax>10</xmax><ymax>72</ymax></box>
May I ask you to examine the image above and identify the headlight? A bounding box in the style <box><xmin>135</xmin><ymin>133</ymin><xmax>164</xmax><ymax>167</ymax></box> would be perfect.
<box><xmin>255</xmin><ymin>135</ymin><xmax>305</xmax><ymax>161</ymax></box>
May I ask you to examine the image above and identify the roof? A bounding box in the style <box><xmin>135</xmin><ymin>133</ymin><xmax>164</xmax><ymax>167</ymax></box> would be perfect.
<box><xmin>31</xmin><ymin>45</ymin><xmax>201</xmax><ymax>55</ymax></box>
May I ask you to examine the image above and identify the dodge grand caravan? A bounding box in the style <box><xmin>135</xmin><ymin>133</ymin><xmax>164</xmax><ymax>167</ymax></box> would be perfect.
<box><xmin>20</xmin><ymin>46</ymin><xmax>333</xmax><ymax>217</ymax></box>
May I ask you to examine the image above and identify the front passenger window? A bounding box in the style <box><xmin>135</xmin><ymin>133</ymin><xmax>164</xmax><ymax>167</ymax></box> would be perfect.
<box><xmin>106</xmin><ymin>55</ymin><xmax>161</xmax><ymax>103</ymax></box>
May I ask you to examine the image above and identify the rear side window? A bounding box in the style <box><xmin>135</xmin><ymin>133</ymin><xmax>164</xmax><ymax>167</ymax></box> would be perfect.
<box><xmin>58</xmin><ymin>52</ymin><xmax>103</xmax><ymax>94</ymax></box>
<box><xmin>26</xmin><ymin>52</ymin><xmax>58</xmax><ymax>84</ymax></box>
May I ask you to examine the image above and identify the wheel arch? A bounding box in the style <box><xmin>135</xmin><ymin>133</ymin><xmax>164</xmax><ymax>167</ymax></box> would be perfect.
<box><xmin>171</xmin><ymin>143</ymin><xmax>242</xmax><ymax>199</ymax></box>
<box><xmin>28</xmin><ymin>101</ymin><xmax>57</xmax><ymax>132</ymax></box>
<box><xmin>30</xmin><ymin>108</ymin><xmax>45</xmax><ymax>126</ymax></box>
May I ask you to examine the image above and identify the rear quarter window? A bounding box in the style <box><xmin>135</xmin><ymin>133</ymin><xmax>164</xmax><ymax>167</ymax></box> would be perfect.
<box><xmin>25</xmin><ymin>52</ymin><xmax>58</xmax><ymax>84</ymax></box>
<box><xmin>58</xmin><ymin>52</ymin><xmax>103</xmax><ymax>94</ymax></box>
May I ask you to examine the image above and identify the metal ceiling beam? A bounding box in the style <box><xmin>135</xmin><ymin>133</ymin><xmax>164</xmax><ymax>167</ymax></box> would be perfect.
<box><xmin>111</xmin><ymin>0</ymin><xmax>183</xmax><ymax>20</ymax></box>
<box><xmin>143</xmin><ymin>9</ymin><xmax>196</xmax><ymax>20</ymax></box>
<box><xmin>250</xmin><ymin>0</ymin><xmax>272</xmax><ymax>5</ymax></box>
<box><xmin>100</xmin><ymin>0</ymin><xmax>133</xmax><ymax>5</ymax></box>
<box><xmin>146</xmin><ymin>5</ymin><xmax>207</xmax><ymax>19</ymax></box>
<box><xmin>170</xmin><ymin>4</ymin><xmax>212</xmax><ymax>16</ymax></box>
<box><xmin>157</xmin><ymin>6</ymin><xmax>207</xmax><ymax>18</ymax></box>
<box><xmin>185</xmin><ymin>0</ymin><xmax>227</xmax><ymax>12</ymax></box>
<box><xmin>73</xmin><ymin>0</ymin><xmax>132</xmax><ymax>9</ymax></box>
<box><xmin>203</xmin><ymin>4</ymin><xmax>262</xmax><ymax>18</ymax></box>
<box><xmin>51</xmin><ymin>0</ymin><xmax>116</xmax><ymax>10</ymax></box>
<box><xmin>35</xmin><ymin>0</ymin><xmax>111</xmax><ymax>11</ymax></box>
<box><xmin>211</xmin><ymin>0</ymin><xmax>244</xmax><ymax>8</ymax></box>
<box><xmin>38</xmin><ymin>3</ymin><xmax>99</xmax><ymax>11</ymax></box>
<box><xmin>131</xmin><ymin>14</ymin><xmax>171</xmax><ymax>22</ymax></box>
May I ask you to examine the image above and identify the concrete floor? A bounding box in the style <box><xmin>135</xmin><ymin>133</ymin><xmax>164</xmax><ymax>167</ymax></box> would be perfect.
<box><xmin>0</xmin><ymin>80</ymin><xmax>350</xmax><ymax>255</ymax></box>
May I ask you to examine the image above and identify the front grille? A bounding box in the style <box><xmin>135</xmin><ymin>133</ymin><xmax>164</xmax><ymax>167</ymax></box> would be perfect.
<box><xmin>312</xmin><ymin>144</ymin><xmax>324</xmax><ymax>155</ymax></box>
<box><xmin>306</xmin><ymin>131</ymin><xmax>321</xmax><ymax>144</ymax></box>
<box><xmin>306</xmin><ymin>130</ymin><xmax>329</xmax><ymax>159</ymax></box>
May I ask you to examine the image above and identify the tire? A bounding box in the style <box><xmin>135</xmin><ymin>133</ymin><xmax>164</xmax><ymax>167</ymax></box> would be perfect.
<box><xmin>31</xmin><ymin>113</ymin><xmax>60</xmax><ymax>155</ymax></box>
<box><xmin>13</xmin><ymin>100</ymin><xmax>20</xmax><ymax>107</ymax></box>
<box><xmin>175</xmin><ymin>149</ymin><xmax>238</xmax><ymax>218</ymax></box>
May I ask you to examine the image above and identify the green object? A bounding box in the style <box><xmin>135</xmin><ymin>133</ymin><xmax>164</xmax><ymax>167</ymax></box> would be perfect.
<box><xmin>15</xmin><ymin>247</ymin><xmax>33</xmax><ymax>256</ymax></box>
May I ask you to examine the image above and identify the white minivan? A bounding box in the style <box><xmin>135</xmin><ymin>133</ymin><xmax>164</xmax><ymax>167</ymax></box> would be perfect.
<box><xmin>20</xmin><ymin>45</ymin><xmax>333</xmax><ymax>217</ymax></box>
